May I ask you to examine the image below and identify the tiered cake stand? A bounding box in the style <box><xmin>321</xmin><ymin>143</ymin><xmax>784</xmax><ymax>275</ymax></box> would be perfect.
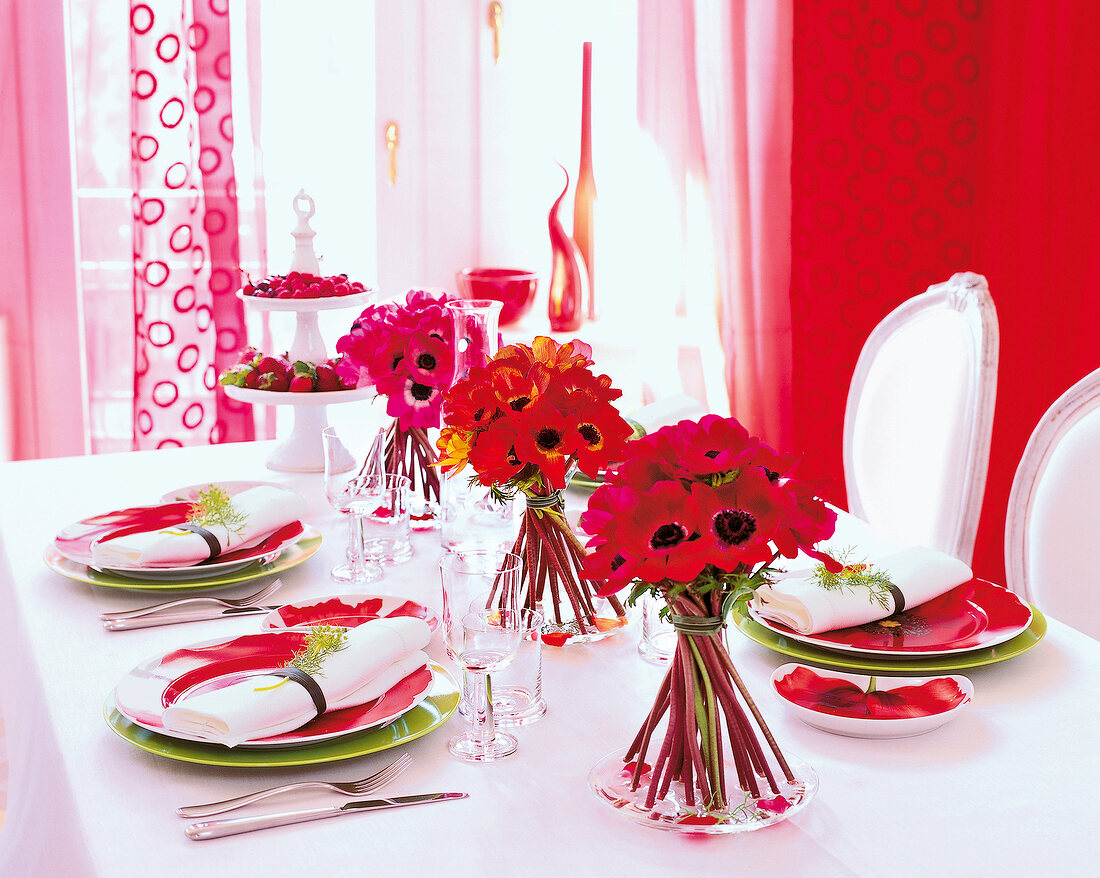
<box><xmin>223</xmin><ymin>190</ymin><xmax>375</xmax><ymax>473</ymax></box>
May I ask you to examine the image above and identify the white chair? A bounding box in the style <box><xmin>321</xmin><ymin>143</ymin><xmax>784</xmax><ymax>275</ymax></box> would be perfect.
<box><xmin>1005</xmin><ymin>367</ymin><xmax>1100</xmax><ymax>640</ymax></box>
<box><xmin>843</xmin><ymin>272</ymin><xmax>998</xmax><ymax>565</ymax></box>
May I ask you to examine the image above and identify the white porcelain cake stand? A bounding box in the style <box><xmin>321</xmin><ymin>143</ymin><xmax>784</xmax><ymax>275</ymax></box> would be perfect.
<box><xmin>223</xmin><ymin>384</ymin><xmax>375</xmax><ymax>473</ymax></box>
<box><xmin>229</xmin><ymin>189</ymin><xmax>377</xmax><ymax>473</ymax></box>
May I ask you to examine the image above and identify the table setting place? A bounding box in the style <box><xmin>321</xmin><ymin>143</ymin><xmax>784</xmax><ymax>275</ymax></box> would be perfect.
<box><xmin>2</xmin><ymin>294</ymin><xmax>1091</xmax><ymax>878</ymax></box>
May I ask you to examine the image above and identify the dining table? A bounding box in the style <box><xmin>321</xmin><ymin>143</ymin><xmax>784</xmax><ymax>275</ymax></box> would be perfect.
<box><xmin>0</xmin><ymin>439</ymin><xmax>1097</xmax><ymax>877</ymax></box>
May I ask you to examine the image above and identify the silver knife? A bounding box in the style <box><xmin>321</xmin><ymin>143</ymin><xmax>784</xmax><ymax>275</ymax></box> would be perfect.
<box><xmin>185</xmin><ymin>792</ymin><xmax>468</xmax><ymax>840</ymax></box>
<box><xmin>102</xmin><ymin>606</ymin><xmax>282</xmax><ymax>631</ymax></box>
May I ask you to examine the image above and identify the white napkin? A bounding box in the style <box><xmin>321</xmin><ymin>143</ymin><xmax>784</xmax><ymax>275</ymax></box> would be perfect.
<box><xmin>750</xmin><ymin>545</ymin><xmax>973</xmax><ymax>635</ymax></box>
<box><xmin>627</xmin><ymin>395</ymin><xmax>708</xmax><ymax>435</ymax></box>
<box><xmin>90</xmin><ymin>486</ymin><xmax>306</xmax><ymax>569</ymax></box>
<box><xmin>161</xmin><ymin>616</ymin><xmax>432</xmax><ymax>746</ymax></box>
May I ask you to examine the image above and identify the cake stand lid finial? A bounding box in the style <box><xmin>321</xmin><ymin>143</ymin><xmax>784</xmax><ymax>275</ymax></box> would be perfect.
<box><xmin>289</xmin><ymin>189</ymin><xmax>321</xmax><ymax>274</ymax></box>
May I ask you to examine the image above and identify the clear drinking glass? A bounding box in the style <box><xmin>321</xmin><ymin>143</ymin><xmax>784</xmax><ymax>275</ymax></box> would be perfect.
<box><xmin>322</xmin><ymin>427</ymin><xmax>383</xmax><ymax>584</ymax></box>
<box><xmin>463</xmin><ymin>603</ymin><xmax>546</xmax><ymax>727</ymax></box>
<box><xmin>448</xmin><ymin>608</ymin><xmax>522</xmax><ymax>761</ymax></box>
<box><xmin>352</xmin><ymin>472</ymin><xmax>413</xmax><ymax>565</ymax></box>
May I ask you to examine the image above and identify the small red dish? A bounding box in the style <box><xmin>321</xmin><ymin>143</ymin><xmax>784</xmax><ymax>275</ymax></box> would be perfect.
<box><xmin>456</xmin><ymin>267</ymin><xmax>538</xmax><ymax>326</ymax></box>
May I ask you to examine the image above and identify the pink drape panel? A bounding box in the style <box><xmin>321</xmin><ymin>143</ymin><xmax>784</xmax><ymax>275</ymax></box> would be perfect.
<box><xmin>129</xmin><ymin>0</ymin><xmax>252</xmax><ymax>449</ymax></box>
<box><xmin>1</xmin><ymin>0</ymin><xmax>85</xmax><ymax>460</ymax></box>
<box><xmin>693</xmin><ymin>0</ymin><xmax>793</xmax><ymax>448</ymax></box>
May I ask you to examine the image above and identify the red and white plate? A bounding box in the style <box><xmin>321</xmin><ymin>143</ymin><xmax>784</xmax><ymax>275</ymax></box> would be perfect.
<box><xmin>54</xmin><ymin>504</ymin><xmax>305</xmax><ymax>579</ymax></box>
<box><xmin>770</xmin><ymin>663</ymin><xmax>973</xmax><ymax>738</ymax></box>
<box><xmin>748</xmin><ymin>578</ymin><xmax>1033</xmax><ymax>658</ymax></box>
<box><xmin>262</xmin><ymin>594</ymin><xmax>439</xmax><ymax>632</ymax></box>
<box><xmin>113</xmin><ymin>630</ymin><xmax>434</xmax><ymax>749</ymax></box>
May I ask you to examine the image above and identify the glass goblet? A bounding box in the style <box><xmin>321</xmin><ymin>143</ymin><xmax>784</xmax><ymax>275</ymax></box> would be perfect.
<box><xmin>322</xmin><ymin>427</ymin><xmax>383</xmax><ymax>584</ymax></box>
<box><xmin>447</xmin><ymin>608</ymin><xmax>523</xmax><ymax>761</ymax></box>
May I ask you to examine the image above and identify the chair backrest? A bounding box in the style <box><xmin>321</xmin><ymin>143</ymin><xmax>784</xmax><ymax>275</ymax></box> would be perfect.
<box><xmin>1005</xmin><ymin>367</ymin><xmax>1100</xmax><ymax>639</ymax></box>
<box><xmin>843</xmin><ymin>271</ymin><xmax>998</xmax><ymax>564</ymax></box>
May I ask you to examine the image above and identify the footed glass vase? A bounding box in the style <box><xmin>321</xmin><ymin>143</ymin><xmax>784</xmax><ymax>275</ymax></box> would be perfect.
<box><xmin>440</xmin><ymin>299</ymin><xmax>517</xmax><ymax>552</ymax></box>
<box><xmin>589</xmin><ymin>592</ymin><xmax>817</xmax><ymax>832</ymax></box>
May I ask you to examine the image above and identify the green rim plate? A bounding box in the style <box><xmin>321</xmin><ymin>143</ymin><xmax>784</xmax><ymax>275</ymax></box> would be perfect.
<box><xmin>45</xmin><ymin>531</ymin><xmax>322</xmax><ymax>592</ymax></box>
<box><xmin>103</xmin><ymin>662</ymin><xmax>460</xmax><ymax>767</ymax></box>
<box><xmin>730</xmin><ymin>602</ymin><xmax>1047</xmax><ymax>675</ymax></box>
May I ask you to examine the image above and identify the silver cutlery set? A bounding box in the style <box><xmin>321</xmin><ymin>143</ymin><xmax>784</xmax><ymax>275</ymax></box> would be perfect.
<box><xmin>100</xmin><ymin>578</ymin><xmax>284</xmax><ymax>630</ymax></box>
<box><xmin>176</xmin><ymin>748</ymin><xmax>464</xmax><ymax>839</ymax></box>
<box><xmin>102</xmin><ymin>584</ymin><xmax>468</xmax><ymax>838</ymax></box>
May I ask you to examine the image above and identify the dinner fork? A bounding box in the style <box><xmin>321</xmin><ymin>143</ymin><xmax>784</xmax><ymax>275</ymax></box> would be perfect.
<box><xmin>176</xmin><ymin>753</ymin><xmax>413</xmax><ymax>818</ymax></box>
<box><xmin>99</xmin><ymin>579</ymin><xmax>284</xmax><ymax>622</ymax></box>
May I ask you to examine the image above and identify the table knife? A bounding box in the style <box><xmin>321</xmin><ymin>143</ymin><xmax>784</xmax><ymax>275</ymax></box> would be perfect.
<box><xmin>102</xmin><ymin>605</ymin><xmax>282</xmax><ymax>631</ymax></box>
<box><xmin>185</xmin><ymin>792</ymin><xmax>468</xmax><ymax>840</ymax></box>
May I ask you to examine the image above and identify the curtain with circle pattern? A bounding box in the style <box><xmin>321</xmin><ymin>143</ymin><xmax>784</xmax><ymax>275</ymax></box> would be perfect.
<box><xmin>130</xmin><ymin>0</ymin><xmax>253</xmax><ymax>449</ymax></box>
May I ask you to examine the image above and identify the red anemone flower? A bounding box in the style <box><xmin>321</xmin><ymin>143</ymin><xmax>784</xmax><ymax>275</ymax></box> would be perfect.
<box><xmin>613</xmin><ymin>480</ymin><xmax>708</xmax><ymax>583</ymax></box>
<box><xmin>515</xmin><ymin>400</ymin><xmax>576</xmax><ymax>488</ymax></box>
<box><xmin>690</xmin><ymin>470</ymin><xmax>780</xmax><ymax>568</ymax></box>
<box><xmin>467</xmin><ymin>417</ymin><xmax>526</xmax><ymax>486</ymax></box>
<box><xmin>572</xmin><ymin>402</ymin><xmax>634</xmax><ymax>477</ymax></box>
<box><xmin>662</xmin><ymin>414</ymin><xmax>760</xmax><ymax>478</ymax></box>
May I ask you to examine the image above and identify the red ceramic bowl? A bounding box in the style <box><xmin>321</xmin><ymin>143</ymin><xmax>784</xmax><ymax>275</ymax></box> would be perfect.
<box><xmin>456</xmin><ymin>268</ymin><xmax>538</xmax><ymax>326</ymax></box>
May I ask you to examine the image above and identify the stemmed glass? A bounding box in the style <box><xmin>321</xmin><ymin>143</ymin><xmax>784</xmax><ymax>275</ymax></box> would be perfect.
<box><xmin>440</xmin><ymin>551</ymin><xmax>525</xmax><ymax>760</ymax></box>
<box><xmin>448</xmin><ymin>608</ymin><xmax>523</xmax><ymax>760</ymax></box>
<box><xmin>322</xmin><ymin>426</ymin><xmax>384</xmax><ymax>584</ymax></box>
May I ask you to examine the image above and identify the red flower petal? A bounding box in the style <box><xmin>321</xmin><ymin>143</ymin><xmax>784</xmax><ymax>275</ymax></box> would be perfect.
<box><xmin>757</xmin><ymin>795</ymin><xmax>791</xmax><ymax>814</ymax></box>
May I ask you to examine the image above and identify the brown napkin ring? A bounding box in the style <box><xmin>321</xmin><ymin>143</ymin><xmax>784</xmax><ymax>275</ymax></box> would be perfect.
<box><xmin>885</xmin><ymin>582</ymin><xmax>905</xmax><ymax>613</ymax></box>
<box><xmin>180</xmin><ymin>523</ymin><xmax>222</xmax><ymax>562</ymax></box>
<box><xmin>265</xmin><ymin>667</ymin><xmax>327</xmax><ymax>718</ymax></box>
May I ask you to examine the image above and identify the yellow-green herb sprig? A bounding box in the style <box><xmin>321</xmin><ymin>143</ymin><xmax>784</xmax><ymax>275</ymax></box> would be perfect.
<box><xmin>283</xmin><ymin>625</ymin><xmax>349</xmax><ymax>677</ymax></box>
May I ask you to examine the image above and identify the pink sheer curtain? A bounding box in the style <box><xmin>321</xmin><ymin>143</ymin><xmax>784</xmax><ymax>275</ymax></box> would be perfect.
<box><xmin>692</xmin><ymin>0</ymin><xmax>793</xmax><ymax>448</ymax></box>
<box><xmin>637</xmin><ymin>1</ymin><xmax>792</xmax><ymax>446</ymax></box>
<box><xmin>129</xmin><ymin>0</ymin><xmax>253</xmax><ymax>449</ymax></box>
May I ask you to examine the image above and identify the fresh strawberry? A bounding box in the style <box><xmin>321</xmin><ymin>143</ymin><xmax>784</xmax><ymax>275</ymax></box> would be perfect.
<box><xmin>315</xmin><ymin>363</ymin><xmax>341</xmax><ymax>391</ymax></box>
<box><xmin>244</xmin><ymin>368</ymin><xmax>261</xmax><ymax>388</ymax></box>
<box><xmin>259</xmin><ymin>371</ymin><xmax>290</xmax><ymax>391</ymax></box>
<box><xmin>289</xmin><ymin>374</ymin><xmax>315</xmax><ymax>392</ymax></box>
<box><xmin>219</xmin><ymin>365</ymin><xmax>250</xmax><ymax>387</ymax></box>
<box><xmin>292</xmin><ymin>360</ymin><xmax>318</xmax><ymax>380</ymax></box>
<box><xmin>256</xmin><ymin>356</ymin><xmax>285</xmax><ymax>376</ymax></box>
<box><xmin>237</xmin><ymin>346</ymin><xmax>259</xmax><ymax>365</ymax></box>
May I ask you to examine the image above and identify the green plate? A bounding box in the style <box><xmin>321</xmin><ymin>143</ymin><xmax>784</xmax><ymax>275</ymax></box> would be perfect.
<box><xmin>45</xmin><ymin>532</ymin><xmax>322</xmax><ymax>592</ymax></box>
<box><xmin>103</xmin><ymin>663</ymin><xmax>460</xmax><ymax>767</ymax></box>
<box><xmin>730</xmin><ymin>603</ymin><xmax>1047</xmax><ymax>675</ymax></box>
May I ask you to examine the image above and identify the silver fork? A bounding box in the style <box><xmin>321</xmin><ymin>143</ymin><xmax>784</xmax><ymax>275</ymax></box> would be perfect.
<box><xmin>100</xmin><ymin>579</ymin><xmax>283</xmax><ymax>622</ymax></box>
<box><xmin>176</xmin><ymin>753</ymin><xmax>413</xmax><ymax>818</ymax></box>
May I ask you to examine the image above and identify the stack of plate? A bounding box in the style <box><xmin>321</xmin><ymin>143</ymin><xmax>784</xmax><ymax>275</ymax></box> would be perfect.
<box><xmin>44</xmin><ymin>482</ymin><xmax>322</xmax><ymax>592</ymax></box>
<box><xmin>105</xmin><ymin>629</ymin><xmax>459</xmax><ymax>767</ymax></box>
<box><xmin>732</xmin><ymin>577</ymin><xmax>1046</xmax><ymax>675</ymax></box>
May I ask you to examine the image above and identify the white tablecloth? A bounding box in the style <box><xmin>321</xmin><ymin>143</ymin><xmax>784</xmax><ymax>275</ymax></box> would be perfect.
<box><xmin>0</xmin><ymin>441</ymin><xmax>1097</xmax><ymax>877</ymax></box>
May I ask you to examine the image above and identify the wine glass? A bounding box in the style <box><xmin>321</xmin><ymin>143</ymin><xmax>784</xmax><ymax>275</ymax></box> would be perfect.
<box><xmin>322</xmin><ymin>427</ymin><xmax>383</xmax><ymax>584</ymax></box>
<box><xmin>439</xmin><ymin>551</ymin><xmax>525</xmax><ymax>760</ymax></box>
<box><xmin>447</xmin><ymin>608</ymin><xmax>523</xmax><ymax>761</ymax></box>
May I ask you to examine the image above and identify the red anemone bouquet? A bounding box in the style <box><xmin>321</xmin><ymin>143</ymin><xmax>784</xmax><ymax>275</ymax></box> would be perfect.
<box><xmin>336</xmin><ymin>290</ymin><xmax>455</xmax><ymax>515</ymax></box>
<box><xmin>580</xmin><ymin>414</ymin><xmax>840</xmax><ymax>823</ymax></box>
<box><xmin>437</xmin><ymin>336</ymin><xmax>634</xmax><ymax>638</ymax></box>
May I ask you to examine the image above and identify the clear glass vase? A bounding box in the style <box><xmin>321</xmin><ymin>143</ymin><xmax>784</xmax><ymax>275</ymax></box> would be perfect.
<box><xmin>440</xmin><ymin>299</ymin><xmax>518</xmax><ymax>552</ymax></box>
